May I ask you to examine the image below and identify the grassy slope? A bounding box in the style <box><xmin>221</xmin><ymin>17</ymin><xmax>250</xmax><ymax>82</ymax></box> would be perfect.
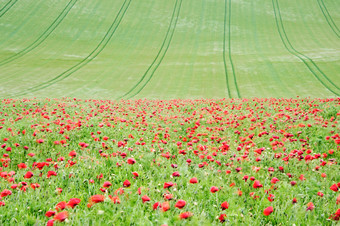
<box><xmin>0</xmin><ymin>0</ymin><xmax>339</xmax><ymax>99</ymax></box>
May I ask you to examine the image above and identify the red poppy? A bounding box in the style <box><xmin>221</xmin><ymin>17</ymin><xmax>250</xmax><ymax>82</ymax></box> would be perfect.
<box><xmin>109</xmin><ymin>195</ymin><xmax>120</xmax><ymax>204</ymax></box>
<box><xmin>221</xmin><ymin>201</ymin><xmax>229</xmax><ymax>210</ymax></box>
<box><xmin>263</xmin><ymin>206</ymin><xmax>273</xmax><ymax>216</ymax></box>
<box><xmin>306</xmin><ymin>202</ymin><xmax>315</xmax><ymax>211</ymax></box>
<box><xmin>1</xmin><ymin>189</ymin><xmax>12</xmax><ymax>197</ymax></box>
<box><xmin>164</xmin><ymin>182</ymin><xmax>174</xmax><ymax>189</ymax></box>
<box><xmin>55</xmin><ymin>201</ymin><xmax>67</xmax><ymax>211</ymax></box>
<box><xmin>123</xmin><ymin>180</ymin><xmax>131</xmax><ymax>187</ymax></box>
<box><xmin>127</xmin><ymin>158</ymin><xmax>136</xmax><ymax>165</ymax></box>
<box><xmin>179</xmin><ymin>212</ymin><xmax>192</xmax><ymax>219</ymax></box>
<box><xmin>46</xmin><ymin>219</ymin><xmax>54</xmax><ymax>226</ymax></box>
<box><xmin>90</xmin><ymin>195</ymin><xmax>105</xmax><ymax>203</ymax></box>
<box><xmin>330</xmin><ymin>184</ymin><xmax>339</xmax><ymax>192</ymax></box>
<box><xmin>142</xmin><ymin>195</ymin><xmax>151</xmax><ymax>203</ymax></box>
<box><xmin>329</xmin><ymin>209</ymin><xmax>340</xmax><ymax>221</ymax></box>
<box><xmin>292</xmin><ymin>198</ymin><xmax>297</xmax><ymax>204</ymax></box>
<box><xmin>132</xmin><ymin>172</ymin><xmax>139</xmax><ymax>177</ymax></box>
<box><xmin>67</xmin><ymin>198</ymin><xmax>81</xmax><ymax>208</ymax></box>
<box><xmin>172</xmin><ymin>171</ymin><xmax>180</xmax><ymax>177</ymax></box>
<box><xmin>68</xmin><ymin>151</ymin><xmax>77</xmax><ymax>158</ymax></box>
<box><xmin>210</xmin><ymin>186</ymin><xmax>219</xmax><ymax>193</ymax></box>
<box><xmin>45</xmin><ymin>210</ymin><xmax>56</xmax><ymax>217</ymax></box>
<box><xmin>161</xmin><ymin>202</ymin><xmax>170</xmax><ymax>212</ymax></box>
<box><xmin>18</xmin><ymin>163</ymin><xmax>27</xmax><ymax>169</ymax></box>
<box><xmin>271</xmin><ymin>177</ymin><xmax>279</xmax><ymax>184</ymax></box>
<box><xmin>153</xmin><ymin>202</ymin><xmax>161</xmax><ymax>210</ymax></box>
<box><xmin>253</xmin><ymin>180</ymin><xmax>263</xmax><ymax>188</ymax></box>
<box><xmin>47</xmin><ymin>171</ymin><xmax>57</xmax><ymax>178</ymax></box>
<box><xmin>219</xmin><ymin>214</ymin><xmax>227</xmax><ymax>223</ymax></box>
<box><xmin>53</xmin><ymin>211</ymin><xmax>68</xmax><ymax>222</ymax></box>
<box><xmin>175</xmin><ymin>200</ymin><xmax>186</xmax><ymax>209</ymax></box>
<box><xmin>103</xmin><ymin>181</ymin><xmax>112</xmax><ymax>188</ymax></box>
<box><xmin>189</xmin><ymin>177</ymin><xmax>198</xmax><ymax>184</ymax></box>
<box><xmin>24</xmin><ymin>171</ymin><xmax>34</xmax><ymax>179</ymax></box>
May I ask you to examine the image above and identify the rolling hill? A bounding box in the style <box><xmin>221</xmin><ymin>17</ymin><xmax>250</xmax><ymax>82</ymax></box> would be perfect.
<box><xmin>0</xmin><ymin>0</ymin><xmax>339</xmax><ymax>99</ymax></box>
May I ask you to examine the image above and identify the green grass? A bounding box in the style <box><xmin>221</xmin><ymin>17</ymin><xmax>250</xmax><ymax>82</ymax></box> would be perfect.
<box><xmin>0</xmin><ymin>0</ymin><xmax>339</xmax><ymax>99</ymax></box>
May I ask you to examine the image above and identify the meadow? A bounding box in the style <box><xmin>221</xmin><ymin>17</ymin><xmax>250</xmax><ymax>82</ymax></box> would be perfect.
<box><xmin>0</xmin><ymin>0</ymin><xmax>339</xmax><ymax>225</ymax></box>
<box><xmin>0</xmin><ymin>98</ymin><xmax>339</xmax><ymax>225</ymax></box>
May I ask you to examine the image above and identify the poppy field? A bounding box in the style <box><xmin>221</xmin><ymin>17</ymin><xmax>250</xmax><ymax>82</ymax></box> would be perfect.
<box><xmin>0</xmin><ymin>98</ymin><xmax>339</xmax><ymax>225</ymax></box>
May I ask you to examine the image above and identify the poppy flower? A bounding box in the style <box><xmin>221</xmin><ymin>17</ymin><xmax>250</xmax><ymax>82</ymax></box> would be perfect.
<box><xmin>53</xmin><ymin>211</ymin><xmax>68</xmax><ymax>222</ymax></box>
<box><xmin>330</xmin><ymin>184</ymin><xmax>339</xmax><ymax>192</ymax></box>
<box><xmin>175</xmin><ymin>200</ymin><xmax>186</xmax><ymax>209</ymax></box>
<box><xmin>90</xmin><ymin>195</ymin><xmax>105</xmax><ymax>203</ymax></box>
<box><xmin>56</xmin><ymin>188</ymin><xmax>62</xmax><ymax>194</ymax></box>
<box><xmin>47</xmin><ymin>171</ymin><xmax>57</xmax><ymax>178</ymax></box>
<box><xmin>292</xmin><ymin>198</ymin><xmax>297</xmax><ymax>204</ymax></box>
<box><xmin>253</xmin><ymin>180</ymin><xmax>263</xmax><ymax>188</ymax></box>
<box><xmin>210</xmin><ymin>186</ymin><xmax>219</xmax><ymax>193</ymax></box>
<box><xmin>103</xmin><ymin>181</ymin><xmax>112</xmax><ymax>188</ymax></box>
<box><xmin>109</xmin><ymin>195</ymin><xmax>120</xmax><ymax>204</ymax></box>
<box><xmin>132</xmin><ymin>172</ymin><xmax>139</xmax><ymax>178</ymax></box>
<box><xmin>219</xmin><ymin>214</ymin><xmax>227</xmax><ymax>222</ymax></box>
<box><xmin>123</xmin><ymin>180</ymin><xmax>131</xmax><ymax>187</ymax></box>
<box><xmin>337</xmin><ymin>194</ymin><xmax>340</xmax><ymax>205</ymax></box>
<box><xmin>18</xmin><ymin>163</ymin><xmax>27</xmax><ymax>169</ymax></box>
<box><xmin>142</xmin><ymin>195</ymin><xmax>151</xmax><ymax>203</ymax></box>
<box><xmin>263</xmin><ymin>206</ymin><xmax>273</xmax><ymax>216</ymax></box>
<box><xmin>179</xmin><ymin>212</ymin><xmax>192</xmax><ymax>219</ymax></box>
<box><xmin>46</xmin><ymin>219</ymin><xmax>54</xmax><ymax>226</ymax></box>
<box><xmin>291</xmin><ymin>181</ymin><xmax>297</xmax><ymax>186</ymax></box>
<box><xmin>317</xmin><ymin>192</ymin><xmax>324</xmax><ymax>197</ymax></box>
<box><xmin>161</xmin><ymin>202</ymin><xmax>170</xmax><ymax>212</ymax></box>
<box><xmin>306</xmin><ymin>202</ymin><xmax>315</xmax><ymax>211</ymax></box>
<box><xmin>189</xmin><ymin>177</ymin><xmax>198</xmax><ymax>184</ymax></box>
<box><xmin>45</xmin><ymin>210</ymin><xmax>56</xmax><ymax>217</ymax></box>
<box><xmin>24</xmin><ymin>171</ymin><xmax>34</xmax><ymax>179</ymax></box>
<box><xmin>164</xmin><ymin>194</ymin><xmax>174</xmax><ymax>200</ymax></box>
<box><xmin>271</xmin><ymin>177</ymin><xmax>279</xmax><ymax>184</ymax></box>
<box><xmin>68</xmin><ymin>151</ymin><xmax>77</xmax><ymax>158</ymax></box>
<box><xmin>221</xmin><ymin>201</ymin><xmax>229</xmax><ymax>210</ymax></box>
<box><xmin>127</xmin><ymin>158</ymin><xmax>136</xmax><ymax>165</ymax></box>
<box><xmin>1</xmin><ymin>189</ymin><xmax>12</xmax><ymax>198</ymax></box>
<box><xmin>164</xmin><ymin>182</ymin><xmax>174</xmax><ymax>189</ymax></box>
<box><xmin>0</xmin><ymin>201</ymin><xmax>4</xmax><ymax>207</ymax></box>
<box><xmin>55</xmin><ymin>201</ymin><xmax>67</xmax><ymax>211</ymax></box>
<box><xmin>172</xmin><ymin>171</ymin><xmax>180</xmax><ymax>177</ymax></box>
<box><xmin>67</xmin><ymin>198</ymin><xmax>81</xmax><ymax>208</ymax></box>
<box><xmin>153</xmin><ymin>202</ymin><xmax>161</xmax><ymax>210</ymax></box>
<box><xmin>329</xmin><ymin>209</ymin><xmax>340</xmax><ymax>221</ymax></box>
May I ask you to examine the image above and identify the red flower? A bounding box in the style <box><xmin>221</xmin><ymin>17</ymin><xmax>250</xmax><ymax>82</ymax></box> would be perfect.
<box><xmin>123</xmin><ymin>180</ymin><xmax>131</xmax><ymax>187</ymax></box>
<box><xmin>67</xmin><ymin>198</ymin><xmax>81</xmax><ymax>208</ymax></box>
<box><xmin>189</xmin><ymin>177</ymin><xmax>198</xmax><ymax>184</ymax></box>
<box><xmin>47</xmin><ymin>171</ymin><xmax>57</xmax><ymax>178</ymax></box>
<box><xmin>317</xmin><ymin>192</ymin><xmax>324</xmax><ymax>197</ymax></box>
<box><xmin>127</xmin><ymin>158</ymin><xmax>136</xmax><ymax>165</ymax></box>
<box><xmin>292</xmin><ymin>198</ymin><xmax>297</xmax><ymax>204</ymax></box>
<box><xmin>210</xmin><ymin>186</ymin><xmax>219</xmax><ymax>193</ymax></box>
<box><xmin>1</xmin><ymin>189</ymin><xmax>12</xmax><ymax>197</ymax></box>
<box><xmin>153</xmin><ymin>202</ymin><xmax>161</xmax><ymax>210</ymax></box>
<box><xmin>330</xmin><ymin>184</ymin><xmax>339</xmax><ymax>192</ymax></box>
<box><xmin>90</xmin><ymin>195</ymin><xmax>105</xmax><ymax>203</ymax></box>
<box><xmin>103</xmin><ymin>181</ymin><xmax>112</xmax><ymax>188</ymax></box>
<box><xmin>329</xmin><ymin>209</ymin><xmax>340</xmax><ymax>221</ymax></box>
<box><xmin>132</xmin><ymin>172</ymin><xmax>139</xmax><ymax>178</ymax></box>
<box><xmin>45</xmin><ymin>210</ymin><xmax>56</xmax><ymax>217</ymax></box>
<box><xmin>109</xmin><ymin>195</ymin><xmax>120</xmax><ymax>204</ymax></box>
<box><xmin>55</xmin><ymin>201</ymin><xmax>67</xmax><ymax>211</ymax></box>
<box><xmin>175</xmin><ymin>200</ymin><xmax>186</xmax><ymax>209</ymax></box>
<box><xmin>253</xmin><ymin>180</ymin><xmax>263</xmax><ymax>188</ymax></box>
<box><xmin>18</xmin><ymin>163</ymin><xmax>27</xmax><ymax>169</ymax></box>
<box><xmin>306</xmin><ymin>202</ymin><xmax>315</xmax><ymax>211</ymax></box>
<box><xmin>0</xmin><ymin>201</ymin><xmax>5</xmax><ymax>207</ymax></box>
<box><xmin>53</xmin><ymin>211</ymin><xmax>68</xmax><ymax>222</ymax></box>
<box><xmin>161</xmin><ymin>202</ymin><xmax>170</xmax><ymax>212</ymax></box>
<box><xmin>219</xmin><ymin>214</ymin><xmax>227</xmax><ymax>223</ymax></box>
<box><xmin>172</xmin><ymin>171</ymin><xmax>180</xmax><ymax>177</ymax></box>
<box><xmin>271</xmin><ymin>177</ymin><xmax>279</xmax><ymax>184</ymax></box>
<box><xmin>24</xmin><ymin>171</ymin><xmax>34</xmax><ymax>179</ymax></box>
<box><xmin>164</xmin><ymin>182</ymin><xmax>174</xmax><ymax>189</ymax></box>
<box><xmin>46</xmin><ymin>219</ymin><xmax>54</xmax><ymax>226</ymax></box>
<box><xmin>263</xmin><ymin>206</ymin><xmax>273</xmax><ymax>216</ymax></box>
<box><xmin>221</xmin><ymin>201</ymin><xmax>229</xmax><ymax>210</ymax></box>
<box><xmin>68</xmin><ymin>151</ymin><xmax>77</xmax><ymax>158</ymax></box>
<box><xmin>142</xmin><ymin>195</ymin><xmax>151</xmax><ymax>203</ymax></box>
<box><xmin>179</xmin><ymin>212</ymin><xmax>192</xmax><ymax>219</ymax></box>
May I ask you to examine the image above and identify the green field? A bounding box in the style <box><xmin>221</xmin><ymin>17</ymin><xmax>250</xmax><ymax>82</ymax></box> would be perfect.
<box><xmin>0</xmin><ymin>0</ymin><xmax>339</xmax><ymax>99</ymax></box>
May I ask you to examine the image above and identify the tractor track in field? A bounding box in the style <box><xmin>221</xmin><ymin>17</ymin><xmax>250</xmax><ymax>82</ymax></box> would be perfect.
<box><xmin>317</xmin><ymin>0</ymin><xmax>339</xmax><ymax>38</ymax></box>
<box><xmin>117</xmin><ymin>0</ymin><xmax>183</xmax><ymax>100</ymax></box>
<box><xmin>223</xmin><ymin>0</ymin><xmax>240</xmax><ymax>99</ymax></box>
<box><xmin>0</xmin><ymin>0</ymin><xmax>78</xmax><ymax>66</ymax></box>
<box><xmin>10</xmin><ymin>0</ymin><xmax>131</xmax><ymax>98</ymax></box>
<box><xmin>272</xmin><ymin>0</ymin><xmax>340</xmax><ymax>96</ymax></box>
<box><xmin>0</xmin><ymin>0</ymin><xmax>17</xmax><ymax>18</ymax></box>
